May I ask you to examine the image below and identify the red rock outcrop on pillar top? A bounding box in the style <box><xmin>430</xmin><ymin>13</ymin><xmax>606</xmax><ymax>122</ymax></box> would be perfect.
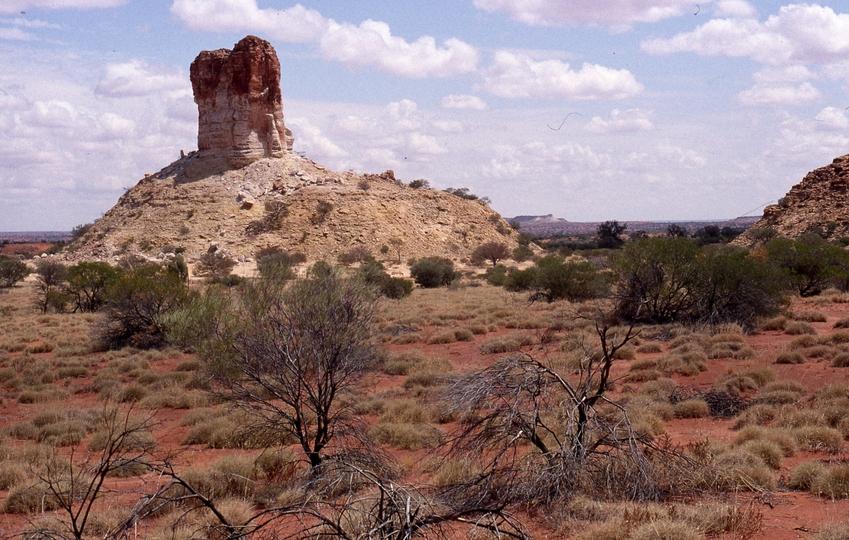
<box><xmin>190</xmin><ymin>35</ymin><xmax>294</xmax><ymax>168</ymax></box>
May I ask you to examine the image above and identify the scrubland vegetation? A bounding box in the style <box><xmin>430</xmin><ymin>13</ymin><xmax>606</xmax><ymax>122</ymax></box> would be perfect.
<box><xmin>2</xmin><ymin>227</ymin><xmax>849</xmax><ymax>538</ymax></box>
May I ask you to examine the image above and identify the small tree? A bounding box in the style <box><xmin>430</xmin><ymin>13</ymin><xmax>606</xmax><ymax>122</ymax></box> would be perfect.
<box><xmin>472</xmin><ymin>242</ymin><xmax>511</xmax><ymax>266</ymax></box>
<box><xmin>29</xmin><ymin>408</ymin><xmax>156</xmax><ymax>540</ymax></box>
<box><xmin>765</xmin><ymin>236</ymin><xmax>849</xmax><ymax>297</ymax></box>
<box><xmin>612</xmin><ymin>237</ymin><xmax>700</xmax><ymax>323</ymax></box>
<box><xmin>65</xmin><ymin>261</ymin><xmax>122</xmax><ymax>312</ymax></box>
<box><xmin>96</xmin><ymin>265</ymin><xmax>193</xmax><ymax>349</ymax></box>
<box><xmin>597</xmin><ymin>220</ymin><xmax>627</xmax><ymax>249</ymax></box>
<box><xmin>171</xmin><ymin>268</ymin><xmax>382</xmax><ymax>468</ymax></box>
<box><xmin>195</xmin><ymin>249</ymin><xmax>237</xmax><ymax>280</ymax></box>
<box><xmin>666</xmin><ymin>224</ymin><xmax>688</xmax><ymax>238</ymax></box>
<box><xmin>0</xmin><ymin>257</ymin><xmax>30</xmax><ymax>288</ymax></box>
<box><xmin>447</xmin><ymin>311</ymin><xmax>674</xmax><ymax>504</ymax></box>
<box><xmin>34</xmin><ymin>259</ymin><xmax>69</xmax><ymax>313</ymax></box>
<box><xmin>388</xmin><ymin>237</ymin><xmax>404</xmax><ymax>264</ymax></box>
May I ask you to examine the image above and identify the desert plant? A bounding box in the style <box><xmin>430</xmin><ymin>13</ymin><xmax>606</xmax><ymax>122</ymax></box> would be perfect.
<box><xmin>472</xmin><ymin>242</ymin><xmax>511</xmax><ymax>266</ymax></box>
<box><xmin>65</xmin><ymin>261</ymin><xmax>122</xmax><ymax>312</ymax></box>
<box><xmin>34</xmin><ymin>259</ymin><xmax>69</xmax><ymax>313</ymax></box>
<box><xmin>95</xmin><ymin>265</ymin><xmax>194</xmax><ymax>350</ymax></box>
<box><xmin>195</xmin><ymin>250</ymin><xmax>237</xmax><ymax>279</ymax></box>
<box><xmin>171</xmin><ymin>267</ymin><xmax>382</xmax><ymax>468</ymax></box>
<box><xmin>410</xmin><ymin>257</ymin><xmax>459</xmax><ymax>288</ymax></box>
<box><xmin>447</xmin><ymin>312</ymin><xmax>680</xmax><ymax>505</ymax></box>
<box><xmin>0</xmin><ymin>257</ymin><xmax>30</xmax><ymax>288</ymax></box>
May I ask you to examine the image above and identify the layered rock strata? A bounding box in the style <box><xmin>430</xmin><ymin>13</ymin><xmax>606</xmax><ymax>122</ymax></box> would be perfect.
<box><xmin>190</xmin><ymin>35</ymin><xmax>294</xmax><ymax>168</ymax></box>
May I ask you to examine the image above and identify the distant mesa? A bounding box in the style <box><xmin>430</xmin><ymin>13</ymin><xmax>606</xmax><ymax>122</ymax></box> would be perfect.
<box><xmin>735</xmin><ymin>154</ymin><xmax>849</xmax><ymax>247</ymax></box>
<box><xmin>191</xmin><ymin>35</ymin><xmax>294</xmax><ymax>168</ymax></box>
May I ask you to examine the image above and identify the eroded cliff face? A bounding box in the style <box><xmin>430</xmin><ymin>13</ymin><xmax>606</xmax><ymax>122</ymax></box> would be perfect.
<box><xmin>190</xmin><ymin>35</ymin><xmax>294</xmax><ymax>168</ymax></box>
<box><xmin>735</xmin><ymin>154</ymin><xmax>849</xmax><ymax>247</ymax></box>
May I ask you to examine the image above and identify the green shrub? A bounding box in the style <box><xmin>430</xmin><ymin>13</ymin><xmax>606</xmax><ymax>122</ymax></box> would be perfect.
<box><xmin>410</xmin><ymin>257</ymin><xmax>459</xmax><ymax>288</ymax></box>
<box><xmin>789</xmin><ymin>461</ymin><xmax>826</xmax><ymax>491</ymax></box>
<box><xmin>811</xmin><ymin>463</ymin><xmax>849</xmax><ymax>499</ymax></box>
<box><xmin>95</xmin><ymin>265</ymin><xmax>194</xmax><ymax>350</ymax></box>
<box><xmin>0</xmin><ymin>257</ymin><xmax>30</xmax><ymax>288</ymax></box>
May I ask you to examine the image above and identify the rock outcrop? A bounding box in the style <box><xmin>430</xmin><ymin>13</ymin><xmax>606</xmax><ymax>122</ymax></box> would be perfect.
<box><xmin>190</xmin><ymin>35</ymin><xmax>294</xmax><ymax>168</ymax></box>
<box><xmin>65</xmin><ymin>154</ymin><xmax>520</xmax><ymax>267</ymax></box>
<box><xmin>735</xmin><ymin>154</ymin><xmax>849</xmax><ymax>247</ymax></box>
<box><xmin>66</xmin><ymin>36</ymin><xmax>521</xmax><ymax>269</ymax></box>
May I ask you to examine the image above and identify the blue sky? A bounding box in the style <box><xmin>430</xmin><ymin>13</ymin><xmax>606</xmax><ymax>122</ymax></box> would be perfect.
<box><xmin>2</xmin><ymin>0</ymin><xmax>849</xmax><ymax>230</ymax></box>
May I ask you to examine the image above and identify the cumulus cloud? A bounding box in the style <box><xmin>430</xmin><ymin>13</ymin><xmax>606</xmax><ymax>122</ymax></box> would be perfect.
<box><xmin>95</xmin><ymin>61</ymin><xmax>189</xmax><ymax>98</ymax></box>
<box><xmin>287</xmin><ymin>117</ymin><xmax>348</xmax><ymax>158</ymax></box>
<box><xmin>483</xmin><ymin>51</ymin><xmax>643</xmax><ymax>100</ymax></box>
<box><xmin>408</xmin><ymin>133</ymin><xmax>447</xmax><ymax>155</ymax></box>
<box><xmin>472</xmin><ymin>0</ymin><xmax>696</xmax><ymax>26</ymax></box>
<box><xmin>0</xmin><ymin>0</ymin><xmax>125</xmax><ymax>13</ymax></box>
<box><xmin>171</xmin><ymin>0</ymin><xmax>478</xmax><ymax>78</ymax></box>
<box><xmin>738</xmin><ymin>81</ymin><xmax>820</xmax><ymax>106</ymax></box>
<box><xmin>584</xmin><ymin>108</ymin><xmax>653</xmax><ymax>133</ymax></box>
<box><xmin>642</xmin><ymin>4</ymin><xmax>849</xmax><ymax>65</ymax></box>
<box><xmin>0</xmin><ymin>27</ymin><xmax>35</xmax><ymax>40</ymax></box>
<box><xmin>814</xmin><ymin>107</ymin><xmax>849</xmax><ymax>131</ymax></box>
<box><xmin>439</xmin><ymin>94</ymin><xmax>487</xmax><ymax>110</ymax></box>
<box><xmin>714</xmin><ymin>0</ymin><xmax>755</xmax><ymax>18</ymax></box>
<box><xmin>170</xmin><ymin>0</ymin><xmax>327</xmax><ymax>43</ymax></box>
<box><xmin>320</xmin><ymin>20</ymin><xmax>478</xmax><ymax>78</ymax></box>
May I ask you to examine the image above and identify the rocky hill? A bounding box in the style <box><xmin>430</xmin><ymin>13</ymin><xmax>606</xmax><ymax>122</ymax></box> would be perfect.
<box><xmin>65</xmin><ymin>36</ymin><xmax>518</xmax><ymax>266</ymax></box>
<box><xmin>735</xmin><ymin>154</ymin><xmax>849</xmax><ymax>247</ymax></box>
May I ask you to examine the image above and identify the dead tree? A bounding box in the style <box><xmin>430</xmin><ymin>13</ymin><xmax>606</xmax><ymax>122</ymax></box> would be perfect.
<box><xmin>446</xmin><ymin>312</ymin><xmax>670</xmax><ymax>503</ymax></box>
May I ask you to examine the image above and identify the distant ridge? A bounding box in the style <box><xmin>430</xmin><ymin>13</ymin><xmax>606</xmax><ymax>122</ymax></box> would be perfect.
<box><xmin>508</xmin><ymin>216</ymin><xmax>760</xmax><ymax>236</ymax></box>
<box><xmin>0</xmin><ymin>231</ymin><xmax>72</xmax><ymax>243</ymax></box>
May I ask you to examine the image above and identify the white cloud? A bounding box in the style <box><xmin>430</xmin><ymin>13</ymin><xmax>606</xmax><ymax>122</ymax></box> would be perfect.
<box><xmin>319</xmin><ymin>20</ymin><xmax>478</xmax><ymax>78</ymax></box>
<box><xmin>408</xmin><ymin>133</ymin><xmax>447</xmax><ymax>155</ymax></box>
<box><xmin>440</xmin><ymin>94</ymin><xmax>487</xmax><ymax>110</ymax></box>
<box><xmin>171</xmin><ymin>1</ymin><xmax>478</xmax><ymax>78</ymax></box>
<box><xmin>0</xmin><ymin>27</ymin><xmax>36</xmax><ymax>40</ymax></box>
<box><xmin>0</xmin><ymin>18</ymin><xmax>60</xmax><ymax>28</ymax></box>
<box><xmin>584</xmin><ymin>108</ymin><xmax>653</xmax><ymax>133</ymax></box>
<box><xmin>95</xmin><ymin>61</ymin><xmax>189</xmax><ymax>98</ymax></box>
<box><xmin>752</xmin><ymin>65</ymin><xmax>815</xmax><ymax>84</ymax></box>
<box><xmin>483</xmin><ymin>51</ymin><xmax>643</xmax><ymax>100</ymax></box>
<box><xmin>472</xmin><ymin>0</ymin><xmax>697</xmax><ymax>26</ymax></box>
<box><xmin>170</xmin><ymin>0</ymin><xmax>327</xmax><ymax>42</ymax></box>
<box><xmin>738</xmin><ymin>81</ymin><xmax>820</xmax><ymax>106</ymax></box>
<box><xmin>0</xmin><ymin>0</ymin><xmax>126</xmax><ymax>14</ymax></box>
<box><xmin>432</xmin><ymin>120</ymin><xmax>463</xmax><ymax>132</ymax></box>
<box><xmin>714</xmin><ymin>0</ymin><xmax>755</xmax><ymax>18</ymax></box>
<box><xmin>287</xmin><ymin>117</ymin><xmax>348</xmax><ymax>158</ymax></box>
<box><xmin>814</xmin><ymin>107</ymin><xmax>849</xmax><ymax>131</ymax></box>
<box><xmin>642</xmin><ymin>4</ymin><xmax>849</xmax><ymax>65</ymax></box>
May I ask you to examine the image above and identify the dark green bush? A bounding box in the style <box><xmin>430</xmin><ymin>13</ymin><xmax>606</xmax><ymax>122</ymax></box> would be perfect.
<box><xmin>410</xmin><ymin>257</ymin><xmax>459</xmax><ymax>288</ymax></box>
<box><xmin>357</xmin><ymin>261</ymin><xmax>412</xmax><ymax>299</ymax></box>
<box><xmin>66</xmin><ymin>261</ymin><xmax>122</xmax><ymax>312</ymax></box>
<box><xmin>0</xmin><ymin>257</ymin><xmax>30</xmax><ymax>288</ymax></box>
<box><xmin>95</xmin><ymin>265</ymin><xmax>194</xmax><ymax>350</ymax></box>
<box><xmin>766</xmin><ymin>236</ymin><xmax>849</xmax><ymax>297</ymax></box>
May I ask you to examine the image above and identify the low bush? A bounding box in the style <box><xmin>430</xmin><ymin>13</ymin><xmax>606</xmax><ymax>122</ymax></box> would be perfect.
<box><xmin>811</xmin><ymin>463</ymin><xmax>849</xmax><ymax>499</ymax></box>
<box><xmin>409</xmin><ymin>257</ymin><xmax>459</xmax><ymax>288</ymax></box>
<box><xmin>784</xmin><ymin>321</ymin><xmax>816</xmax><ymax>335</ymax></box>
<box><xmin>789</xmin><ymin>461</ymin><xmax>826</xmax><ymax>491</ymax></box>
<box><xmin>775</xmin><ymin>351</ymin><xmax>804</xmax><ymax>364</ymax></box>
<box><xmin>479</xmin><ymin>333</ymin><xmax>534</xmax><ymax>354</ymax></box>
<box><xmin>369</xmin><ymin>422</ymin><xmax>443</xmax><ymax>450</ymax></box>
